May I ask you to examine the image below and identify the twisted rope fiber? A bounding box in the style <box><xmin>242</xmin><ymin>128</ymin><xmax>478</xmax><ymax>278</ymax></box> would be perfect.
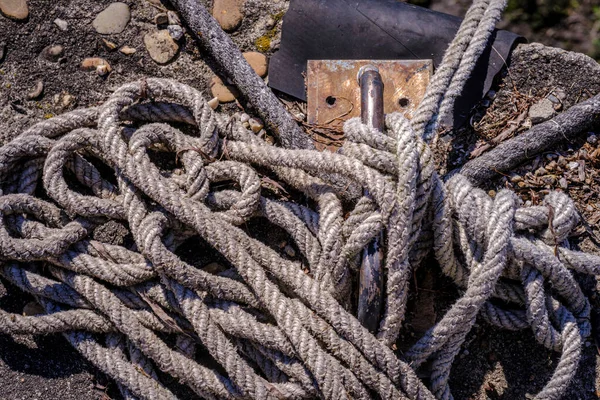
<box><xmin>0</xmin><ymin>0</ymin><xmax>596</xmax><ymax>399</ymax></box>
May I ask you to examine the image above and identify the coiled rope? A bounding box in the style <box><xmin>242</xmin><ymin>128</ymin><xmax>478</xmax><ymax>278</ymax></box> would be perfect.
<box><xmin>0</xmin><ymin>0</ymin><xmax>597</xmax><ymax>399</ymax></box>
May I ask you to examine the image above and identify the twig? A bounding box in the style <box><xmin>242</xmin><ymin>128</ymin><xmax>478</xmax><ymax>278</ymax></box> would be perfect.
<box><xmin>460</xmin><ymin>92</ymin><xmax>600</xmax><ymax>186</ymax></box>
<box><xmin>169</xmin><ymin>0</ymin><xmax>314</xmax><ymax>150</ymax></box>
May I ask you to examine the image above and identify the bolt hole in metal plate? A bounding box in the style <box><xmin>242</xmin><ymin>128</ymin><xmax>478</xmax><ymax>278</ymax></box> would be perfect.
<box><xmin>306</xmin><ymin>59</ymin><xmax>432</xmax><ymax>149</ymax></box>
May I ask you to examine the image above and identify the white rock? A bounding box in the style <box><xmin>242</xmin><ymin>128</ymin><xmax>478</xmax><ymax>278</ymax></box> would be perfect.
<box><xmin>167</xmin><ymin>10</ymin><xmax>181</xmax><ymax>26</ymax></box>
<box><xmin>144</xmin><ymin>30</ymin><xmax>179</xmax><ymax>64</ymax></box>
<box><xmin>53</xmin><ymin>18</ymin><xmax>68</xmax><ymax>31</ymax></box>
<box><xmin>119</xmin><ymin>46</ymin><xmax>136</xmax><ymax>55</ymax></box>
<box><xmin>168</xmin><ymin>25</ymin><xmax>184</xmax><ymax>41</ymax></box>
<box><xmin>249</xmin><ymin>117</ymin><xmax>264</xmax><ymax>133</ymax></box>
<box><xmin>92</xmin><ymin>2</ymin><xmax>131</xmax><ymax>34</ymax></box>
<box><xmin>208</xmin><ymin>97</ymin><xmax>219</xmax><ymax>110</ymax></box>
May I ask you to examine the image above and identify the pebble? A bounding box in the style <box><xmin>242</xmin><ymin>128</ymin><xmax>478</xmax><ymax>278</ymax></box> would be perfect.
<box><xmin>509</xmin><ymin>174</ymin><xmax>522</xmax><ymax>183</ymax></box>
<box><xmin>168</xmin><ymin>24</ymin><xmax>184</xmax><ymax>41</ymax></box>
<box><xmin>154</xmin><ymin>13</ymin><xmax>168</xmax><ymax>25</ymax></box>
<box><xmin>40</xmin><ymin>44</ymin><xmax>64</xmax><ymax>62</ymax></box>
<box><xmin>240</xmin><ymin>113</ymin><xmax>250</xmax><ymax>123</ymax></box>
<box><xmin>568</xmin><ymin>161</ymin><xmax>579</xmax><ymax>170</ymax></box>
<box><xmin>96</xmin><ymin>63</ymin><xmax>111</xmax><ymax>76</ymax></box>
<box><xmin>559</xmin><ymin>177</ymin><xmax>568</xmax><ymax>189</ymax></box>
<box><xmin>528</xmin><ymin>98</ymin><xmax>556</xmax><ymax>124</ymax></box>
<box><xmin>144</xmin><ymin>30</ymin><xmax>179</xmax><ymax>64</ymax></box>
<box><xmin>202</xmin><ymin>262</ymin><xmax>226</xmax><ymax>274</ymax></box>
<box><xmin>23</xmin><ymin>301</ymin><xmax>44</xmax><ymax>316</ymax></box>
<box><xmin>243</xmin><ymin>51</ymin><xmax>268</xmax><ymax>78</ymax></box>
<box><xmin>167</xmin><ymin>10</ymin><xmax>181</xmax><ymax>26</ymax></box>
<box><xmin>54</xmin><ymin>92</ymin><xmax>74</xmax><ymax>108</ymax></box>
<box><xmin>265</xmin><ymin>16</ymin><xmax>276</xmax><ymax>30</ymax></box>
<box><xmin>213</xmin><ymin>0</ymin><xmax>244</xmax><ymax>32</ymax></box>
<box><xmin>92</xmin><ymin>2</ymin><xmax>131</xmax><ymax>34</ymax></box>
<box><xmin>0</xmin><ymin>0</ymin><xmax>29</xmax><ymax>20</ymax></box>
<box><xmin>102</xmin><ymin>38</ymin><xmax>118</xmax><ymax>50</ymax></box>
<box><xmin>207</xmin><ymin>97</ymin><xmax>219</xmax><ymax>110</ymax></box>
<box><xmin>53</xmin><ymin>18</ymin><xmax>68</xmax><ymax>31</ymax></box>
<box><xmin>249</xmin><ymin>117</ymin><xmax>264</xmax><ymax>133</ymax></box>
<box><xmin>587</xmin><ymin>132</ymin><xmax>598</xmax><ymax>145</ymax></box>
<box><xmin>61</xmin><ymin>93</ymin><xmax>75</xmax><ymax>108</ymax></box>
<box><xmin>119</xmin><ymin>45</ymin><xmax>136</xmax><ymax>55</ymax></box>
<box><xmin>210</xmin><ymin>75</ymin><xmax>239</xmax><ymax>103</ymax></box>
<box><xmin>284</xmin><ymin>245</ymin><xmax>296</xmax><ymax>258</ymax></box>
<box><xmin>535</xmin><ymin>167</ymin><xmax>547</xmax><ymax>176</ymax></box>
<box><xmin>26</xmin><ymin>80</ymin><xmax>43</xmax><ymax>100</ymax></box>
<box><xmin>81</xmin><ymin>57</ymin><xmax>111</xmax><ymax>76</ymax></box>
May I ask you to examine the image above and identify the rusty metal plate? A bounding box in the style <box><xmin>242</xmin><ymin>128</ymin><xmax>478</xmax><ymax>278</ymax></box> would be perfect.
<box><xmin>307</xmin><ymin>59</ymin><xmax>433</xmax><ymax>127</ymax></box>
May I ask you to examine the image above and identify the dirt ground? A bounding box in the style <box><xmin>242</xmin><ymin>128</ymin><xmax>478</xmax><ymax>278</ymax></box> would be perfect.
<box><xmin>1</xmin><ymin>0</ymin><xmax>600</xmax><ymax>399</ymax></box>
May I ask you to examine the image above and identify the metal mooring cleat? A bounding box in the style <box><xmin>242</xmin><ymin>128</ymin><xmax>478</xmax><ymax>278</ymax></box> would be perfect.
<box><xmin>306</xmin><ymin>59</ymin><xmax>432</xmax><ymax>331</ymax></box>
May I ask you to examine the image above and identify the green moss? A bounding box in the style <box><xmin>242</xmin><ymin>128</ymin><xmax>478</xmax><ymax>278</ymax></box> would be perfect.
<box><xmin>255</xmin><ymin>35</ymin><xmax>271</xmax><ymax>53</ymax></box>
<box><xmin>271</xmin><ymin>11</ymin><xmax>285</xmax><ymax>23</ymax></box>
<box><xmin>255</xmin><ymin>25</ymin><xmax>279</xmax><ymax>53</ymax></box>
<box><xmin>44</xmin><ymin>113</ymin><xmax>54</xmax><ymax>119</ymax></box>
<box><xmin>254</xmin><ymin>11</ymin><xmax>286</xmax><ymax>53</ymax></box>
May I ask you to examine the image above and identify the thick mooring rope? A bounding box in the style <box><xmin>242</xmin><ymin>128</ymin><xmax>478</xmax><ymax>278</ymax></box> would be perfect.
<box><xmin>0</xmin><ymin>0</ymin><xmax>597</xmax><ymax>399</ymax></box>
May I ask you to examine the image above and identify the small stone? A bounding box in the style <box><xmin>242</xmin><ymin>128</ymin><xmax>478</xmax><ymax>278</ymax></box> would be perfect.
<box><xmin>26</xmin><ymin>80</ymin><xmax>43</xmax><ymax>100</ymax></box>
<box><xmin>61</xmin><ymin>93</ymin><xmax>75</xmax><ymax>108</ymax></box>
<box><xmin>240</xmin><ymin>113</ymin><xmax>250</xmax><ymax>123</ymax></box>
<box><xmin>144</xmin><ymin>30</ymin><xmax>179</xmax><ymax>64</ymax></box>
<box><xmin>81</xmin><ymin>57</ymin><xmax>110</xmax><ymax>70</ymax></box>
<box><xmin>249</xmin><ymin>117</ymin><xmax>264</xmax><ymax>133</ymax></box>
<box><xmin>553</xmin><ymin>88</ymin><xmax>567</xmax><ymax>101</ymax></box>
<box><xmin>509</xmin><ymin>174</ymin><xmax>522</xmax><ymax>183</ymax></box>
<box><xmin>568</xmin><ymin>161</ymin><xmax>579</xmax><ymax>170</ymax></box>
<box><xmin>213</xmin><ymin>0</ymin><xmax>244</xmax><ymax>32</ymax></box>
<box><xmin>207</xmin><ymin>97</ymin><xmax>219</xmax><ymax>110</ymax></box>
<box><xmin>0</xmin><ymin>0</ymin><xmax>29</xmax><ymax>21</ymax></box>
<box><xmin>265</xmin><ymin>16</ymin><xmax>276</xmax><ymax>30</ymax></box>
<box><xmin>284</xmin><ymin>245</ymin><xmax>296</xmax><ymax>258</ymax></box>
<box><xmin>22</xmin><ymin>301</ymin><xmax>44</xmax><ymax>316</ymax></box>
<box><xmin>119</xmin><ymin>45</ymin><xmax>136</xmax><ymax>55</ymax></box>
<box><xmin>557</xmin><ymin>156</ymin><xmax>567</xmax><ymax>167</ymax></box>
<box><xmin>102</xmin><ymin>39</ymin><xmax>117</xmax><ymax>50</ymax></box>
<box><xmin>210</xmin><ymin>75</ymin><xmax>239</xmax><ymax>103</ymax></box>
<box><xmin>528</xmin><ymin>98</ymin><xmax>556</xmax><ymax>124</ymax></box>
<box><xmin>40</xmin><ymin>45</ymin><xmax>64</xmax><ymax>62</ymax></box>
<box><xmin>541</xmin><ymin>175</ymin><xmax>556</xmax><ymax>185</ymax></box>
<box><xmin>559</xmin><ymin>177</ymin><xmax>568</xmax><ymax>189</ymax></box>
<box><xmin>96</xmin><ymin>63</ymin><xmax>111</xmax><ymax>76</ymax></box>
<box><xmin>92</xmin><ymin>2</ymin><xmax>131</xmax><ymax>35</ymax></box>
<box><xmin>154</xmin><ymin>12</ymin><xmax>168</xmax><ymax>25</ymax></box>
<box><xmin>167</xmin><ymin>10</ymin><xmax>181</xmax><ymax>26</ymax></box>
<box><xmin>546</xmin><ymin>94</ymin><xmax>560</xmax><ymax>104</ymax></box>
<box><xmin>167</xmin><ymin>24</ymin><xmax>184</xmax><ymax>41</ymax></box>
<box><xmin>203</xmin><ymin>262</ymin><xmax>226</xmax><ymax>274</ymax></box>
<box><xmin>53</xmin><ymin>18</ymin><xmax>68</xmax><ymax>31</ymax></box>
<box><xmin>535</xmin><ymin>167</ymin><xmax>547</xmax><ymax>176</ymax></box>
<box><xmin>243</xmin><ymin>51</ymin><xmax>268</xmax><ymax>78</ymax></box>
<box><xmin>587</xmin><ymin>132</ymin><xmax>598</xmax><ymax>145</ymax></box>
